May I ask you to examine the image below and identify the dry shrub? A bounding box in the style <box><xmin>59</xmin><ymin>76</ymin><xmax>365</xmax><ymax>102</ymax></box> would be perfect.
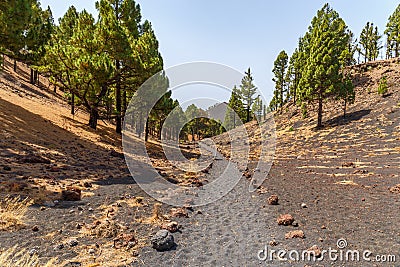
<box><xmin>140</xmin><ymin>203</ymin><xmax>165</xmax><ymax>225</ymax></box>
<box><xmin>86</xmin><ymin>219</ymin><xmax>124</xmax><ymax>238</ymax></box>
<box><xmin>0</xmin><ymin>246</ymin><xmax>57</xmax><ymax>267</ymax></box>
<box><xmin>0</xmin><ymin>196</ymin><xmax>33</xmax><ymax>231</ymax></box>
<box><xmin>149</xmin><ymin>203</ymin><xmax>163</xmax><ymax>223</ymax></box>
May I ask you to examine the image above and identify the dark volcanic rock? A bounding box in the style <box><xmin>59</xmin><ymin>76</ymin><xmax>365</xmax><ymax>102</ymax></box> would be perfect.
<box><xmin>61</xmin><ymin>187</ymin><xmax>81</xmax><ymax>201</ymax></box>
<box><xmin>18</xmin><ymin>154</ymin><xmax>51</xmax><ymax>164</ymax></box>
<box><xmin>3</xmin><ymin>166</ymin><xmax>11</xmax><ymax>171</ymax></box>
<box><xmin>151</xmin><ymin>230</ymin><xmax>175</xmax><ymax>251</ymax></box>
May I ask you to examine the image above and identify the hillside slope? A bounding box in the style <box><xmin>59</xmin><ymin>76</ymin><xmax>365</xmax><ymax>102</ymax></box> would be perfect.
<box><xmin>0</xmin><ymin>57</ymin><xmax>204</xmax><ymax>266</ymax></box>
<box><xmin>212</xmin><ymin>58</ymin><xmax>400</xmax><ymax>264</ymax></box>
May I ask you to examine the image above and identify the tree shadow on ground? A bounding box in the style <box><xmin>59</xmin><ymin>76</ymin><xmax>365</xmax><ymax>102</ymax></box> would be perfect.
<box><xmin>0</xmin><ymin>98</ymin><xmax>163</xmax><ymax>203</ymax></box>
<box><xmin>325</xmin><ymin>109</ymin><xmax>371</xmax><ymax>127</ymax></box>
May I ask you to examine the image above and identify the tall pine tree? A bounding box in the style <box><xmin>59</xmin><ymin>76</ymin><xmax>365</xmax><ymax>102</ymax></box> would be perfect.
<box><xmin>224</xmin><ymin>85</ymin><xmax>246</xmax><ymax>130</ymax></box>
<box><xmin>239</xmin><ymin>68</ymin><xmax>257</xmax><ymax>123</ymax></box>
<box><xmin>385</xmin><ymin>4</ymin><xmax>400</xmax><ymax>58</ymax></box>
<box><xmin>359</xmin><ymin>22</ymin><xmax>382</xmax><ymax>62</ymax></box>
<box><xmin>272</xmin><ymin>50</ymin><xmax>288</xmax><ymax>110</ymax></box>
<box><xmin>298</xmin><ymin>4</ymin><xmax>353</xmax><ymax>128</ymax></box>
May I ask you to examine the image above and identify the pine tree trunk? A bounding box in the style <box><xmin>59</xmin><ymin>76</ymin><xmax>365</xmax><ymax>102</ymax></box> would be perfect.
<box><xmin>71</xmin><ymin>92</ymin><xmax>75</xmax><ymax>116</ymax></box>
<box><xmin>35</xmin><ymin>70</ymin><xmax>39</xmax><ymax>85</ymax></box>
<box><xmin>89</xmin><ymin>108</ymin><xmax>98</xmax><ymax>129</ymax></box>
<box><xmin>145</xmin><ymin>119</ymin><xmax>149</xmax><ymax>142</ymax></box>
<box><xmin>293</xmin><ymin>78</ymin><xmax>297</xmax><ymax>104</ymax></box>
<box><xmin>122</xmin><ymin>88</ymin><xmax>127</xmax><ymax>115</ymax></box>
<box><xmin>30</xmin><ymin>69</ymin><xmax>34</xmax><ymax>84</ymax></box>
<box><xmin>343</xmin><ymin>100</ymin><xmax>347</xmax><ymax>118</ymax></box>
<box><xmin>317</xmin><ymin>94</ymin><xmax>323</xmax><ymax>128</ymax></box>
<box><xmin>13</xmin><ymin>59</ymin><xmax>17</xmax><ymax>72</ymax></box>
<box><xmin>115</xmin><ymin>60</ymin><xmax>122</xmax><ymax>134</ymax></box>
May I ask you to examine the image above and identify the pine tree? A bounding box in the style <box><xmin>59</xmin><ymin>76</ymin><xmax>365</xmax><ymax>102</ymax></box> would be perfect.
<box><xmin>285</xmin><ymin>49</ymin><xmax>299</xmax><ymax>104</ymax></box>
<box><xmin>272</xmin><ymin>50</ymin><xmax>288</xmax><ymax>110</ymax></box>
<box><xmin>25</xmin><ymin>2</ymin><xmax>54</xmax><ymax>84</ymax></box>
<box><xmin>96</xmin><ymin>0</ymin><xmax>162</xmax><ymax>134</ymax></box>
<box><xmin>359</xmin><ymin>22</ymin><xmax>382</xmax><ymax>62</ymax></box>
<box><xmin>296</xmin><ymin>35</ymin><xmax>310</xmax><ymax>101</ymax></box>
<box><xmin>184</xmin><ymin>104</ymin><xmax>200</xmax><ymax>141</ymax></box>
<box><xmin>385</xmin><ymin>4</ymin><xmax>400</xmax><ymax>58</ymax></box>
<box><xmin>165</xmin><ymin>100</ymin><xmax>185</xmax><ymax>141</ymax></box>
<box><xmin>239</xmin><ymin>68</ymin><xmax>257</xmax><ymax>123</ymax></box>
<box><xmin>0</xmin><ymin>0</ymin><xmax>33</xmax><ymax>71</ymax></box>
<box><xmin>40</xmin><ymin>6</ymin><xmax>78</xmax><ymax>115</ymax></box>
<box><xmin>251</xmin><ymin>95</ymin><xmax>263</xmax><ymax>121</ymax></box>
<box><xmin>336</xmin><ymin>74</ymin><xmax>355</xmax><ymax>118</ymax></box>
<box><xmin>96</xmin><ymin>0</ymin><xmax>140</xmax><ymax>134</ymax></box>
<box><xmin>298</xmin><ymin>4</ymin><xmax>353</xmax><ymax>128</ymax></box>
<box><xmin>39</xmin><ymin>9</ymin><xmax>114</xmax><ymax>129</ymax></box>
<box><xmin>224</xmin><ymin>85</ymin><xmax>246</xmax><ymax>130</ymax></box>
<box><xmin>268</xmin><ymin>90</ymin><xmax>278</xmax><ymax>112</ymax></box>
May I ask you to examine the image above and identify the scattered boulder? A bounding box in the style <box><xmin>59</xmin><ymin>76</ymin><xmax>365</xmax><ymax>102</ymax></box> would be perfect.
<box><xmin>62</xmin><ymin>187</ymin><xmax>81</xmax><ymax>201</ymax></box>
<box><xmin>267</xmin><ymin>195</ymin><xmax>279</xmax><ymax>205</ymax></box>
<box><xmin>114</xmin><ymin>233</ymin><xmax>136</xmax><ymax>249</ymax></box>
<box><xmin>170</xmin><ymin>208</ymin><xmax>188</xmax><ymax>218</ymax></box>
<box><xmin>277</xmin><ymin>214</ymin><xmax>295</xmax><ymax>226</ymax></box>
<box><xmin>301</xmin><ymin>203</ymin><xmax>307</xmax><ymax>208</ymax></box>
<box><xmin>161</xmin><ymin>221</ymin><xmax>179</xmax><ymax>233</ymax></box>
<box><xmin>32</xmin><ymin>225</ymin><xmax>39</xmax><ymax>232</ymax></box>
<box><xmin>285</xmin><ymin>230</ymin><xmax>305</xmax><ymax>239</ymax></box>
<box><xmin>18</xmin><ymin>154</ymin><xmax>50</xmax><ymax>164</ymax></box>
<box><xmin>3</xmin><ymin>166</ymin><xmax>11</xmax><ymax>171</ymax></box>
<box><xmin>151</xmin><ymin>230</ymin><xmax>175</xmax><ymax>251</ymax></box>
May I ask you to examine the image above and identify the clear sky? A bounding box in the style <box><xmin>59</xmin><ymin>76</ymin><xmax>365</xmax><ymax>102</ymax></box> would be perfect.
<box><xmin>39</xmin><ymin>0</ymin><xmax>400</xmax><ymax>108</ymax></box>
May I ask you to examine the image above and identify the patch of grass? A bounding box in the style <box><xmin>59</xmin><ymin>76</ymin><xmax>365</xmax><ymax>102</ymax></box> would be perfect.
<box><xmin>0</xmin><ymin>196</ymin><xmax>33</xmax><ymax>231</ymax></box>
<box><xmin>0</xmin><ymin>246</ymin><xmax>57</xmax><ymax>267</ymax></box>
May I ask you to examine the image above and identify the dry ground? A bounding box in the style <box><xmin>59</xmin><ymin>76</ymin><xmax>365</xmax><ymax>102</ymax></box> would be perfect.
<box><xmin>0</xmin><ymin>55</ymin><xmax>400</xmax><ymax>266</ymax></box>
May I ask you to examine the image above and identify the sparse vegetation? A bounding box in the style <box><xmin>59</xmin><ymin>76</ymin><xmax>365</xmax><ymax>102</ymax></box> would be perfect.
<box><xmin>377</xmin><ymin>76</ymin><xmax>389</xmax><ymax>96</ymax></box>
<box><xmin>0</xmin><ymin>196</ymin><xmax>33</xmax><ymax>231</ymax></box>
<box><xmin>0</xmin><ymin>246</ymin><xmax>57</xmax><ymax>267</ymax></box>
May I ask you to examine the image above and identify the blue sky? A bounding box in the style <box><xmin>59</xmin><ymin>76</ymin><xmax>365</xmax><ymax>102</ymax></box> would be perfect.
<box><xmin>40</xmin><ymin>1</ymin><xmax>399</xmax><ymax>109</ymax></box>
